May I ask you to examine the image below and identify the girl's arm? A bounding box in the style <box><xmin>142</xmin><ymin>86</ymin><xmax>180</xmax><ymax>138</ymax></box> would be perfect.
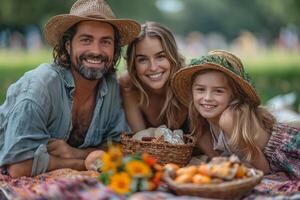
<box><xmin>250</xmin><ymin>150</ymin><xmax>271</xmax><ymax>174</ymax></box>
<box><xmin>219</xmin><ymin>108</ymin><xmax>271</xmax><ymax>174</ymax></box>
<box><xmin>118</xmin><ymin>72</ymin><xmax>146</xmax><ymax>132</ymax></box>
<box><xmin>196</xmin><ymin>129</ymin><xmax>219</xmax><ymax>159</ymax></box>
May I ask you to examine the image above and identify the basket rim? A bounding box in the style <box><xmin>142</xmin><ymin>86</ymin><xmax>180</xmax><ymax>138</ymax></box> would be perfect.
<box><xmin>163</xmin><ymin>169</ymin><xmax>263</xmax><ymax>191</ymax></box>
<box><xmin>121</xmin><ymin>132</ymin><xmax>195</xmax><ymax>147</ymax></box>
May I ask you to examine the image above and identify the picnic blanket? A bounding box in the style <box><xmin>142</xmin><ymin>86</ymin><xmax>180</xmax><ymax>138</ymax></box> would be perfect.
<box><xmin>0</xmin><ymin>168</ymin><xmax>123</xmax><ymax>200</ymax></box>
<box><xmin>0</xmin><ymin>168</ymin><xmax>299</xmax><ymax>200</ymax></box>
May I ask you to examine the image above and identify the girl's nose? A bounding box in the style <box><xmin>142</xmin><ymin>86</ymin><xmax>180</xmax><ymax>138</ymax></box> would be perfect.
<box><xmin>204</xmin><ymin>91</ymin><xmax>212</xmax><ymax>100</ymax></box>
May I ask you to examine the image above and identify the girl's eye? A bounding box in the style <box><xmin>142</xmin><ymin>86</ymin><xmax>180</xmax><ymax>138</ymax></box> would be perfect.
<box><xmin>194</xmin><ymin>87</ymin><xmax>205</xmax><ymax>92</ymax></box>
<box><xmin>216</xmin><ymin>89</ymin><xmax>225</xmax><ymax>94</ymax></box>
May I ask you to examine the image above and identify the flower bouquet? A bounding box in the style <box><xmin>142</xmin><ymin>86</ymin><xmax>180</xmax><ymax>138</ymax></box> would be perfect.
<box><xmin>97</xmin><ymin>144</ymin><xmax>163</xmax><ymax>195</ymax></box>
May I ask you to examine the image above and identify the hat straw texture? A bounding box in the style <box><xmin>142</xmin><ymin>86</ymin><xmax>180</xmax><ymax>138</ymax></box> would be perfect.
<box><xmin>44</xmin><ymin>0</ymin><xmax>141</xmax><ymax>47</ymax></box>
<box><xmin>171</xmin><ymin>50</ymin><xmax>260</xmax><ymax>107</ymax></box>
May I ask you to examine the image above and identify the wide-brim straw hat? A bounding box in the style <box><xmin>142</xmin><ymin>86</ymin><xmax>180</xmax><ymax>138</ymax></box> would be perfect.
<box><xmin>44</xmin><ymin>0</ymin><xmax>141</xmax><ymax>47</ymax></box>
<box><xmin>171</xmin><ymin>50</ymin><xmax>260</xmax><ymax>107</ymax></box>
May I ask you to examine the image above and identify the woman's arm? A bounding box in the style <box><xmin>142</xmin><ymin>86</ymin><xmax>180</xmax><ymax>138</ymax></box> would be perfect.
<box><xmin>118</xmin><ymin>72</ymin><xmax>146</xmax><ymax>132</ymax></box>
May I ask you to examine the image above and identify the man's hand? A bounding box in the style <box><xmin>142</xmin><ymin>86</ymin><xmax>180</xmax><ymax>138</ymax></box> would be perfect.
<box><xmin>47</xmin><ymin>139</ymin><xmax>82</xmax><ymax>159</ymax></box>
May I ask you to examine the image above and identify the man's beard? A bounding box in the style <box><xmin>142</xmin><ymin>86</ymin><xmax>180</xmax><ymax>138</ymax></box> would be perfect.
<box><xmin>72</xmin><ymin>53</ymin><xmax>112</xmax><ymax>80</ymax></box>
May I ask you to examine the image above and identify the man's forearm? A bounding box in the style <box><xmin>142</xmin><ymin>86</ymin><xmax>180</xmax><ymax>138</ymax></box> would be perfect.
<box><xmin>74</xmin><ymin>143</ymin><xmax>108</xmax><ymax>159</ymax></box>
<box><xmin>48</xmin><ymin>155</ymin><xmax>85</xmax><ymax>171</ymax></box>
<box><xmin>7</xmin><ymin>155</ymin><xmax>86</xmax><ymax>178</ymax></box>
<box><xmin>7</xmin><ymin>159</ymin><xmax>33</xmax><ymax>178</ymax></box>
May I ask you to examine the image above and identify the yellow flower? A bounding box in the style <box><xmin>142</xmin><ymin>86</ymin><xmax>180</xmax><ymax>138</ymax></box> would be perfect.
<box><xmin>109</xmin><ymin>172</ymin><xmax>132</xmax><ymax>194</ymax></box>
<box><xmin>125</xmin><ymin>160</ymin><xmax>152</xmax><ymax>177</ymax></box>
<box><xmin>101</xmin><ymin>145</ymin><xmax>123</xmax><ymax>172</ymax></box>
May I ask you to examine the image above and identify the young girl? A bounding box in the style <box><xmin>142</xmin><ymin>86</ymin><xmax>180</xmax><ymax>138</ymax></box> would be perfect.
<box><xmin>171</xmin><ymin>50</ymin><xmax>300</xmax><ymax>179</ymax></box>
<box><xmin>119</xmin><ymin>22</ymin><xmax>188</xmax><ymax>132</ymax></box>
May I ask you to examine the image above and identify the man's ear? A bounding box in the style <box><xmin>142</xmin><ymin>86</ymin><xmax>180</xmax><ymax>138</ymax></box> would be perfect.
<box><xmin>65</xmin><ymin>40</ymin><xmax>71</xmax><ymax>54</ymax></box>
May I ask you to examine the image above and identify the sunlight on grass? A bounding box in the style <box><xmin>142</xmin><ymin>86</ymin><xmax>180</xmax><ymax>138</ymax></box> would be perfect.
<box><xmin>0</xmin><ymin>49</ymin><xmax>299</xmax><ymax>106</ymax></box>
<box><xmin>243</xmin><ymin>50</ymin><xmax>300</xmax><ymax>72</ymax></box>
<box><xmin>0</xmin><ymin>49</ymin><xmax>52</xmax><ymax>69</ymax></box>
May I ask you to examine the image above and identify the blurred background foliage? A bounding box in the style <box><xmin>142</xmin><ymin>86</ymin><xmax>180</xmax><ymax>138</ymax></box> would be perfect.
<box><xmin>0</xmin><ymin>0</ymin><xmax>300</xmax><ymax>111</ymax></box>
<box><xmin>1</xmin><ymin>0</ymin><xmax>300</xmax><ymax>41</ymax></box>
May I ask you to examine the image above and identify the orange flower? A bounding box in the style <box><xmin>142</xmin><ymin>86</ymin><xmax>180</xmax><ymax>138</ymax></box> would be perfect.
<box><xmin>125</xmin><ymin>160</ymin><xmax>151</xmax><ymax>177</ymax></box>
<box><xmin>142</xmin><ymin>153</ymin><xmax>157</xmax><ymax>166</ymax></box>
<box><xmin>101</xmin><ymin>145</ymin><xmax>123</xmax><ymax>172</ymax></box>
<box><xmin>151</xmin><ymin>171</ymin><xmax>162</xmax><ymax>189</ymax></box>
<box><xmin>109</xmin><ymin>172</ymin><xmax>132</xmax><ymax>194</ymax></box>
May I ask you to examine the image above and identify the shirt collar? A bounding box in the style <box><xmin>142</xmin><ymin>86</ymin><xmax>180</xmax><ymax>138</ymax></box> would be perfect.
<box><xmin>58</xmin><ymin>65</ymin><xmax>109</xmax><ymax>98</ymax></box>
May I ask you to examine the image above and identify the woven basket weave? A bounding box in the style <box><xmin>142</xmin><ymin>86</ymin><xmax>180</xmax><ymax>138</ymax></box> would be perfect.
<box><xmin>163</xmin><ymin>169</ymin><xmax>263</xmax><ymax>199</ymax></box>
<box><xmin>121</xmin><ymin>132</ymin><xmax>195</xmax><ymax>166</ymax></box>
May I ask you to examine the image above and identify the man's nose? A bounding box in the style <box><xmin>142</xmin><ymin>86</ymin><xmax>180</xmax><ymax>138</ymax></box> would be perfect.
<box><xmin>90</xmin><ymin>43</ymin><xmax>104</xmax><ymax>55</ymax></box>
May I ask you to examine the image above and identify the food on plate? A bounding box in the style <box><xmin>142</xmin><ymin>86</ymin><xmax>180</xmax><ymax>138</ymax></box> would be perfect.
<box><xmin>164</xmin><ymin>155</ymin><xmax>254</xmax><ymax>185</ymax></box>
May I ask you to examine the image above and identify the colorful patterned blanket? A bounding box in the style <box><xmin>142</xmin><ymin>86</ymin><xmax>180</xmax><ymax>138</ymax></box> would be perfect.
<box><xmin>0</xmin><ymin>169</ymin><xmax>299</xmax><ymax>200</ymax></box>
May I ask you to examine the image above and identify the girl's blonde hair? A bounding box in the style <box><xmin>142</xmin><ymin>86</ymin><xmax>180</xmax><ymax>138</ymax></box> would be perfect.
<box><xmin>189</xmin><ymin>69</ymin><xmax>276</xmax><ymax>161</ymax></box>
<box><xmin>126</xmin><ymin>21</ymin><xmax>185</xmax><ymax>129</ymax></box>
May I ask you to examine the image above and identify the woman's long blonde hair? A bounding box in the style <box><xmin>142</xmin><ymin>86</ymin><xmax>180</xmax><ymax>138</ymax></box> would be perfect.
<box><xmin>126</xmin><ymin>21</ymin><xmax>185</xmax><ymax>129</ymax></box>
<box><xmin>189</xmin><ymin>69</ymin><xmax>276</xmax><ymax>161</ymax></box>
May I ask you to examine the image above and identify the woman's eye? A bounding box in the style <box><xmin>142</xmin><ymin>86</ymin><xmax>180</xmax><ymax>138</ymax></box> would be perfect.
<box><xmin>158</xmin><ymin>54</ymin><xmax>165</xmax><ymax>58</ymax></box>
<box><xmin>136</xmin><ymin>58</ymin><xmax>147</xmax><ymax>63</ymax></box>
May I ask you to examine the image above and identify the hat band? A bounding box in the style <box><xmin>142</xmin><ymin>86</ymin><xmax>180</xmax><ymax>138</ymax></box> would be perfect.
<box><xmin>190</xmin><ymin>55</ymin><xmax>256</xmax><ymax>90</ymax></box>
<box><xmin>79</xmin><ymin>11</ymin><xmax>116</xmax><ymax>20</ymax></box>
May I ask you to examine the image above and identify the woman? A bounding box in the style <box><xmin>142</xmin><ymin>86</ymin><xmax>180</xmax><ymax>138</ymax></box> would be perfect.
<box><xmin>119</xmin><ymin>22</ymin><xmax>188</xmax><ymax>133</ymax></box>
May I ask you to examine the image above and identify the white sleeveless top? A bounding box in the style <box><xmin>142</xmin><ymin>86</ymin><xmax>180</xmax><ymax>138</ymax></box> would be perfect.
<box><xmin>209</xmin><ymin>123</ymin><xmax>233</xmax><ymax>156</ymax></box>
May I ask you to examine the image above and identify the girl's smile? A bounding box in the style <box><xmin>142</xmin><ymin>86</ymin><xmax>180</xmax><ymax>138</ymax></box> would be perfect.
<box><xmin>192</xmin><ymin>70</ymin><xmax>233</xmax><ymax>123</ymax></box>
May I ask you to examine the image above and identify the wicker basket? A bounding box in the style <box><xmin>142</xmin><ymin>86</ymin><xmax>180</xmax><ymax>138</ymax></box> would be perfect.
<box><xmin>163</xmin><ymin>169</ymin><xmax>263</xmax><ymax>199</ymax></box>
<box><xmin>121</xmin><ymin>132</ymin><xmax>195</xmax><ymax>166</ymax></box>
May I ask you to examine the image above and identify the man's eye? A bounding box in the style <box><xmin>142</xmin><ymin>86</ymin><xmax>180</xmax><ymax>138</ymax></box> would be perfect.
<box><xmin>102</xmin><ymin>40</ymin><xmax>113</xmax><ymax>46</ymax></box>
<box><xmin>81</xmin><ymin>38</ymin><xmax>91</xmax><ymax>44</ymax></box>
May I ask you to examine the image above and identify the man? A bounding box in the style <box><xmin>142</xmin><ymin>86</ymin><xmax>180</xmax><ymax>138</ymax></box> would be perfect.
<box><xmin>0</xmin><ymin>0</ymin><xmax>140</xmax><ymax>177</ymax></box>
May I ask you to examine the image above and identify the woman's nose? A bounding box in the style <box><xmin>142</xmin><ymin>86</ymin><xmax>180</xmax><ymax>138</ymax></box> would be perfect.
<box><xmin>149</xmin><ymin>59</ymin><xmax>159</xmax><ymax>71</ymax></box>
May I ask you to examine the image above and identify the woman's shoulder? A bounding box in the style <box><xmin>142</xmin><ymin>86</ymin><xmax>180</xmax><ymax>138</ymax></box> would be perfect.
<box><xmin>118</xmin><ymin>71</ymin><xmax>133</xmax><ymax>90</ymax></box>
<box><xmin>118</xmin><ymin>71</ymin><xmax>139</xmax><ymax>100</ymax></box>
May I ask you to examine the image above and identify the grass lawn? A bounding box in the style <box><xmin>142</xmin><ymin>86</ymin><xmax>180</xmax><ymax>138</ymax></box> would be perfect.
<box><xmin>0</xmin><ymin>49</ymin><xmax>300</xmax><ymax>110</ymax></box>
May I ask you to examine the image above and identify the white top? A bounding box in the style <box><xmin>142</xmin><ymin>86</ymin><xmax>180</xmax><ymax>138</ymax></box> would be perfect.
<box><xmin>209</xmin><ymin>123</ymin><xmax>233</xmax><ymax>156</ymax></box>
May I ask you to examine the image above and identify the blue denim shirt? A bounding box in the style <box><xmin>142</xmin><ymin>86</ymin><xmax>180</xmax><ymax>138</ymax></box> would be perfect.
<box><xmin>0</xmin><ymin>63</ymin><xmax>129</xmax><ymax>176</ymax></box>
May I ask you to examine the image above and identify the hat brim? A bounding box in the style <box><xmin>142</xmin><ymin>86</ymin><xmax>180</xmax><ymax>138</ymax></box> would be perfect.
<box><xmin>171</xmin><ymin>63</ymin><xmax>260</xmax><ymax>107</ymax></box>
<box><xmin>44</xmin><ymin>14</ymin><xmax>141</xmax><ymax>47</ymax></box>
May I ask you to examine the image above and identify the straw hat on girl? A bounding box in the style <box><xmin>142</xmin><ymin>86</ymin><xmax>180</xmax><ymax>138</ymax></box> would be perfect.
<box><xmin>171</xmin><ymin>50</ymin><xmax>260</xmax><ymax>107</ymax></box>
<box><xmin>44</xmin><ymin>0</ymin><xmax>141</xmax><ymax>47</ymax></box>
